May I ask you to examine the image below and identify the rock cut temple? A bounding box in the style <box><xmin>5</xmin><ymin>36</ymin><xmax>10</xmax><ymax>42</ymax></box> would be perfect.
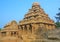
<box><xmin>0</xmin><ymin>2</ymin><xmax>55</xmax><ymax>42</ymax></box>
<box><xmin>19</xmin><ymin>2</ymin><xmax>55</xmax><ymax>30</ymax></box>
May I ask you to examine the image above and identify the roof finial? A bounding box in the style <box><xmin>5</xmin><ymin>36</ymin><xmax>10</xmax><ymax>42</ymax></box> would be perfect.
<box><xmin>33</xmin><ymin>2</ymin><xmax>39</xmax><ymax>6</ymax></box>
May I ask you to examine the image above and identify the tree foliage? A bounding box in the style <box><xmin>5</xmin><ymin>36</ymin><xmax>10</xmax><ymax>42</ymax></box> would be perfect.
<box><xmin>55</xmin><ymin>22</ymin><xmax>60</xmax><ymax>28</ymax></box>
<box><xmin>0</xmin><ymin>28</ymin><xmax>2</xmax><ymax>31</ymax></box>
<box><xmin>55</xmin><ymin>8</ymin><xmax>60</xmax><ymax>28</ymax></box>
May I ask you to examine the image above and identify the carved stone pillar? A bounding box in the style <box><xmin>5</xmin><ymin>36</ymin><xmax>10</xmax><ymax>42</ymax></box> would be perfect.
<box><xmin>40</xmin><ymin>23</ymin><xmax>43</xmax><ymax>28</ymax></box>
<box><xmin>20</xmin><ymin>26</ymin><xmax>23</xmax><ymax>30</ymax></box>
<box><xmin>22</xmin><ymin>25</ymin><xmax>25</xmax><ymax>30</ymax></box>
<box><xmin>46</xmin><ymin>24</ymin><xmax>48</xmax><ymax>29</ymax></box>
<box><xmin>28</xmin><ymin>24</ymin><xmax>32</xmax><ymax>33</ymax></box>
<box><xmin>48</xmin><ymin>25</ymin><xmax>51</xmax><ymax>30</ymax></box>
<box><xmin>18</xmin><ymin>25</ymin><xmax>23</xmax><ymax>35</ymax></box>
<box><xmin>52</xmin><ymin>25</ymin><xmax>55</xmax><ymax>29</ymax></box>
<box><xmin>48</xmin><ymin>25</ymin><xmax>50</xmax><ymax>30</ymax></box>
<box><xmin>7</xmin><ymin>32</ymin><xmax>10</xmax><ymax>36</ymax></box>
<box><xmin>49</xmin><ymin>25</ymin><xmax>53</xmax><ymax>30</ymax></box>
<box><xmin>24</xmin><ymin>25</ymin><xmax>27</xmax><ymax>34</ymax></box>
<box><xmin>18</xmin><ymin>25</ymin><xmax>22</xmax><ymax>30</ymax></box>
<box><xmin>26</xmin><ymin>25</ymin><xmax>30</xmax><ymax>34</ymax></box>
<box><xmin>31</xmin><ymin>24</ymin><xmax>38</xmax><ymax>34</ymax></box>
<box><xmin>21</xmin><ymin>25</ymin><xmax>25</xmax><ymax>30</ymax></box>
<box><xmin>26</xmin><ymin>25</ymin><xmax>30</xmax><ymax>31</ymax></box>
<box><xmin>48</xmin><ymin>25</ymin><xmax>53</xmax><ymax>30</ymax></box>
<box><xmin>50</xmin><ymin>25</ymin><xmax>54</xmax><ymax>30</ymax></box>
<box><xmin>44</xmin><ymin>24</ymin><xmax>46</xmax><ymax>28</ymax></box>
<box><xmin>25</xmin><ymin>25</ymin><xmax>27</xmax><ymax>31</ymax></box>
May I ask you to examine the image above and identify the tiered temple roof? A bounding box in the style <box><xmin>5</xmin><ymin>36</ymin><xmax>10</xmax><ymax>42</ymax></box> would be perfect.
<box><xmin>19</xmin><ymin>2</ymin><xmax>55</xmax><ymax>26</ymax></box>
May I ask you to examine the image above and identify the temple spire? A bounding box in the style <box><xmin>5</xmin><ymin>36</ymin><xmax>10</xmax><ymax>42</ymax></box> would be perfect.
<box><xmin>32</xmin><ymin>2</ymin><xmax>40</xmax><ymax>6</ymax></box>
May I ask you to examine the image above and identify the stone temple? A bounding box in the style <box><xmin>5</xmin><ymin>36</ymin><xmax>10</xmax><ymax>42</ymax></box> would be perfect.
<box><xmin>0</xmin><ymin>2</ymin><xmax>56</xmax><ymax>42</ymax></box>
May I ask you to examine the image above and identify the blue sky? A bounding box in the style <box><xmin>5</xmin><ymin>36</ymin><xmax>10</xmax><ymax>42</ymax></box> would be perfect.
<box><xmin>0</xmin><ymin>0</ymin><xmax>60</xmax><ymax>28</ymax></box>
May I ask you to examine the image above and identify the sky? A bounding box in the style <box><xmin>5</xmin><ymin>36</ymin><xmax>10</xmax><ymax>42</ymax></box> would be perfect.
<box><xmin>0</xmin><ymin>0</ymin><xmax>60</xmax><ymax>28</ymax></box>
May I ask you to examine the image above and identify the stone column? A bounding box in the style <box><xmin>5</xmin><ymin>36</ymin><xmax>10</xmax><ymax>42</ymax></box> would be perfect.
<box><xmin>40</xmin><ymin>23</ymin><xmax>42</xmax><ymax>28</ymax></box>
<box><xmin>40</xmin><ymin>23</ymin><xmax>45</xmax><ymax>28</ymax></box>
<box><xmin>25</xmin><ymin>25</ymin><xmax>27</xmax><ymax>31</ymax></box>
<box><xmin>26</xmin><ymin>25</ymin><xmax>29</xmax><ymax>34</ymax></box>
<box><xmin>48</xmin><ymin>25</ymin><xmax>51</xmax><ymax>30</ymax></box>
<box><xmin>46</xmin><ymin>24</ymin><xmax>49</xmax><ymax>29</ymax></box>
<box><xmin>48</xmin><ymin>25</ymin><xmax>50</xmax><ymax>30</ymax></box>
<box><xmin>52</xmin><ymin>25</ymin><xmax>55</xmax><ymax>29</ymax></box>
<box><xmin>50</xmin><ymin>25</ymin><xmax>53</xmax><ymax>30</ymax></box>
<box><xmin>29</xmin><ymin>24</ymin><xmax>32</xmax><ymax>32</ymax></box>
<box><xmin>18</xmin><ymin>25</ymin><xmax>23</xmax><ymax>36</ymax></box>
<box><xmin>26</xmin><ymin>25</ymin><xmax>30</xmax><ymax>31</ymax></box>
<box><xmin>44</xmin><ymin>24</ymin><xmax>47</xmax><ymax>29</ymax></box>
<box><xmin>18</xmin><ymin>25</ymin><xmax>22</xmax><ymax>30</ymax></box>
<box><xmin>31</xmin><ymin>24</ymin><xmax>34</xmax><ymax>34</ymax></box>
<box><xmin>48</xmin><ymin>25</ymin><xmax>53</xmax><ymax>30</ymax></box>
<box><xmin>7</xmin><ymin>31</ymin><xmax>10</xmax><ymax>36</ymax></box>
<box><xmin>23</xmin><ymin>25</ymin><xmax>28</xmax><ymax>34</ymax></box>
<box><xmin>22</xmin><ymin>25</ymin><xmax>25</xmax><ymax>31</ymax></box>
<box><xmin>22</xmin><ymin>25</ymin><xmax>25</xmax><ymax>35</ymax></box>
<box><xmin>27</xmin><ymin>24</ymin><xmax>33</xmax><ymax>34</ymax></box>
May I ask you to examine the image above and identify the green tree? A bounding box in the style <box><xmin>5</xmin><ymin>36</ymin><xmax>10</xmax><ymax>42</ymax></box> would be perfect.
<box><xmin>55</xmin><ymin>22</ymin><xmax>60</xmax><ymax>28</ymax></box>
<box><xmin>0</xmin><ymin>28</ymin><xmax>1</xmax><ymax>31</ymax></box>
<box><xmin>55</xmin><ymin>8</ymin><xmax>60</xmax><ymax>28</ymax></box>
